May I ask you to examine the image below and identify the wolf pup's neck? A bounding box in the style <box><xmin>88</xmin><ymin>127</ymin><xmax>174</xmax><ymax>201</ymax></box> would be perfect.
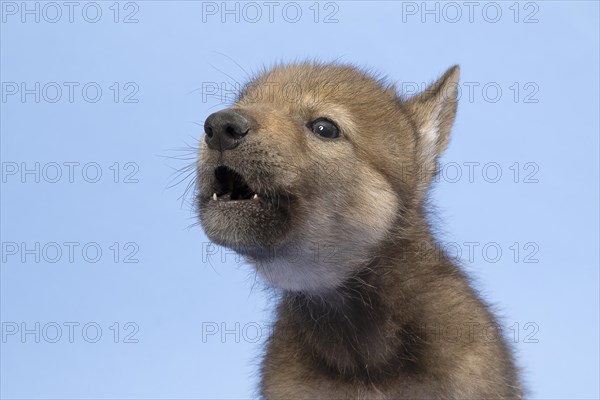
<box><xmin>275</xmin><ymin>228</ymin><xmax>438</xmax><ymax>382</ymax></box>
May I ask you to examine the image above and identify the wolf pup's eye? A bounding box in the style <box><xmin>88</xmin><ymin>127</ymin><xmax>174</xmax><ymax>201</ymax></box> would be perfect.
<box><xmin>310</xmin><ymin>118</ymin><xmax>340</xmax><ymax>139</ymax></box>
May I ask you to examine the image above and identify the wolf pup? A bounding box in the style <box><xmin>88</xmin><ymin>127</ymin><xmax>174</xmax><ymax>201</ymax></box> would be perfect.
<box><xmin>196</xmin><ymin>62</ymin><xmax>522</xmax><ymax>399</ymax></box>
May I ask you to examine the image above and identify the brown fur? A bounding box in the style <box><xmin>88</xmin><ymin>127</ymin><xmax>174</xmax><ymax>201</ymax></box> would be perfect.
<box><xmin>196</xmin><ymin>62</ymin><xmax>522</xmax><ymax>398</ymax></box>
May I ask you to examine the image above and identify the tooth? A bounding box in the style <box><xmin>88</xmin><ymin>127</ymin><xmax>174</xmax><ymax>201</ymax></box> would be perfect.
<box><xmin>213</xmin><ymin>193</ymin><xmax>217</xmax><ymax>201</ymax></box>
<box><xmin>253</xmin><ymin>194</ymin><xmax>258</xmax><ymax>199</ymax></box>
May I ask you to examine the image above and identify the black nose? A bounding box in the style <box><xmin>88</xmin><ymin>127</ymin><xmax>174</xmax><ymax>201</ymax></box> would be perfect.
<box><xmin>204</xmin><ymin>110</ymin><xmax>251</xmax><ymax>151</ymax></box>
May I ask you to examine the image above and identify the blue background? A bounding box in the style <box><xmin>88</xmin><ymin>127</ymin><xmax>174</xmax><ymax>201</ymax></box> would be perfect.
<box><xmin>1</xmin><ymin>1</ymin><xmax>598</xmax><ymax>398</ymax></box>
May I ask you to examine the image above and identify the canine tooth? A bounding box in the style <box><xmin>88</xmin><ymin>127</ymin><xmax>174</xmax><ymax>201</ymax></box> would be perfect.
<box><xmin>213</xmin><ymin>193</ymin><xmax>217</xmax><ymax>201</ymax></box>
<box><xmin>253</xmin><ymin>194</ymin><xmax>258</xmax><ymax>199</ymax></box>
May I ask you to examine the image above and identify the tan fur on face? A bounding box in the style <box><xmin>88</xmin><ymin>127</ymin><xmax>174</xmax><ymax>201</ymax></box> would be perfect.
<box><xmin>202</xmin><ymin>64</ymin><xmax>417</xmax><ymax>292</ymax></box>
<box><xmin>198</xmin><ymin>64</ymin><xmax>458</xmax><ymax>289</ymax></box>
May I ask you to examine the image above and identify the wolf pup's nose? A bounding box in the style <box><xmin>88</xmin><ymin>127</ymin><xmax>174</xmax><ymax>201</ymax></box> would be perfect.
<box><xmin>204</xmin><ymin>110</ymin><xmax>251</xmax><ymax>151</ymax></box>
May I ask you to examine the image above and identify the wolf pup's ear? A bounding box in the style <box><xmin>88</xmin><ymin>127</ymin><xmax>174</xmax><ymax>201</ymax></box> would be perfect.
<box><xmin>405</xmin><ymin>66</ymin><xmax>460</xmax><ymax>166</ymax></box>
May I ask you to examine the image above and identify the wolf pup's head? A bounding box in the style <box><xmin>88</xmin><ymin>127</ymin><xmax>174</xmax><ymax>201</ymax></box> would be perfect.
<box><xmin>197</xmin><ymin>63</ymin><xmax>459</xmax><ymax>293</ymax></box>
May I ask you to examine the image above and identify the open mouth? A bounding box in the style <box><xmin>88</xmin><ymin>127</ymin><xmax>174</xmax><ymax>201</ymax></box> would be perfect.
<box><xmin>211</xmin><ymin>166</ymin><xmax>261</xmax><ymax>203</ymax></box>
<box><xmin>199</xmin><ymin>163</ymin><xmax>292</xmax><ymax>248</ymax></box>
